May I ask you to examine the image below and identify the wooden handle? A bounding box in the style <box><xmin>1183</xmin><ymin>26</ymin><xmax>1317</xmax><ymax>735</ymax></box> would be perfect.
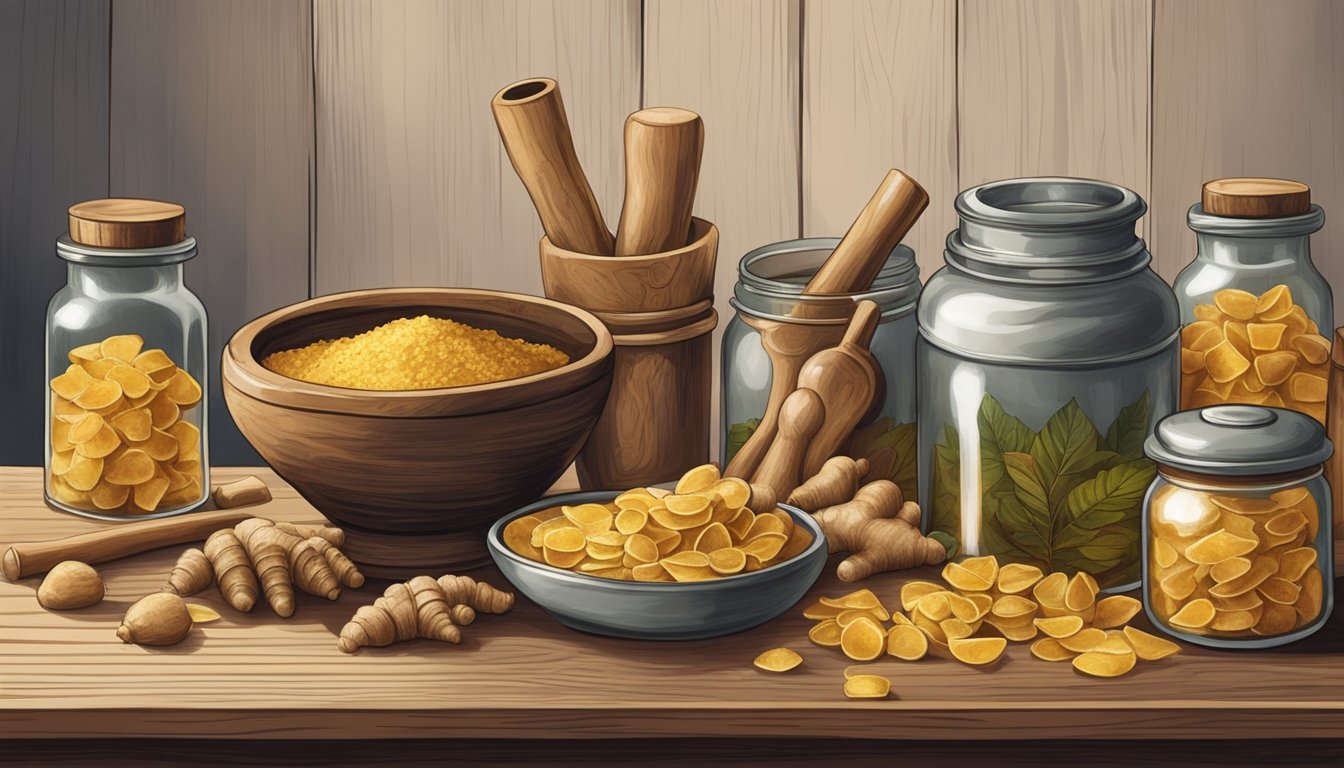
<box><xmin>797</xmin><ymin>305</ymin><xmax>882</xmax><ymax>478</ymax></box>
<box><xmin>752</xmin><ymin>387</ymin><xmax>825</xmax><ymax>502</ymax></box>
<box><xmin>492</xmin><ymin>78</ymin><xmax>615</xmax><ymax>255</ymax></box>
<box><xmin>2</xmin><ymin>509</ymin><xmax>255</xmax><ymax>581</ymax></box>
<box><xmin>804</xmin><ymin>169</ymin><xmax>928</xmax><ymax>295</ymax></box>
<box><xmin>614</xmin><ymin>107</ymin><xmax>704</xmax><ymax>256</ymax></box>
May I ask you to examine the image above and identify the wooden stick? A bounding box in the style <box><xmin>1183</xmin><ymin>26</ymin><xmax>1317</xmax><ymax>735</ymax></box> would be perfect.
<box><xmin>751</xmin><ymin>387</ymin><xmax>826</xmax><ymax>503</ymax></box>
<box><xmin>2</xmin><ymin>509</ymin><xmax>254</xmax><ymax>581</ymax></box>
<box><xmin>804</xmin><ymin>169</ymin><xmax>928</xmax><ymax>295</ymax></box>
<box><xmin>492</xmin><ymin>78</ymin><xmax>614</xmax><ymax>256</ymax></box>
<box><xmin>798</xmin><ymin>301</ymin><xmax>882</xmax><ymax>478</ymax></box>
<box><xmin>614</xmin><ymin>107</ymin><xmax>704</xmax><ymax>256</ymax></box>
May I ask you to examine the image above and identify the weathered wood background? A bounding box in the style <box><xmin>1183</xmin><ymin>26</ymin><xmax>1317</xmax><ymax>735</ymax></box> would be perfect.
<box><xmin>2</xmin><ymin>0</ymin><xmax>1341</xmax><ymax>464</ymax></box>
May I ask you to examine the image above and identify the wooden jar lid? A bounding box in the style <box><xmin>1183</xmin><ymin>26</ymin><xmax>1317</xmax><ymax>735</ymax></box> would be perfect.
<box><xmin>68</xmin><ymin>198</ymin><xmax>186</xmax><ymax>248</ymax></box>
<box><xmin>1202</xmin><ymin>178</ymin><xmax>1311</xmax><ymax>219</ymax></box>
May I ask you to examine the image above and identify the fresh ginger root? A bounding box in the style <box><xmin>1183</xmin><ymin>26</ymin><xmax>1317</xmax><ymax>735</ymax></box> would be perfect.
<box><xmin>163</xmin><ymin>548</ymin><xmax>212</xmax><ymax>596</ymax></box>
<box><xmin>788</xmin><ymin>456</ymin><xmax>871</xmax><ymax>513</ymax></box>
<box><xmin>337</xmin><ymin>574</ymin><xmax>514</xmax><ymax>654</ymax></box>
<box><xmin>179</xmin><ymin>518</ymin><xmax>362</xmax><ymax>617</ymax></box>
<box><xmin>813</xmin><ymin>480</ymin><xmax>948</xmax><ymax>582</ymax></box>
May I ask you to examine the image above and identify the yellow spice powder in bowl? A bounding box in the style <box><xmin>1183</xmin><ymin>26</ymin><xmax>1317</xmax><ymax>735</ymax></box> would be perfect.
<box><xmin>260</xmin><ymin>314</ymin><xmax>569</xmax><ymax>390</ymax></box>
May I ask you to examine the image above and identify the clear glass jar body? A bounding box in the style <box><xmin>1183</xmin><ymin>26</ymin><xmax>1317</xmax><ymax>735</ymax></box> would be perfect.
<box><xmin>722</xmin><ymin>239</ymin><xmax>920</xmax><ymax>492</ymax></box>
<box><xmin>45</xmin><ymin>237</ymin><xmax>209</xmax><ymax>519</ymax></box>
<box><xmin>1143</xmin><ymin>469</ymin><xmax>1332</xmax><ymax>648</ymax></box>
<box><xmin>917</xmin><ymin>178</ymin><xmax>1180</xmax><ymax>592</ymax></box>
<box><xmin>1174</xmin><ymin>204</ymin><xmax>1333</xmax><ymax>420</ymax></box>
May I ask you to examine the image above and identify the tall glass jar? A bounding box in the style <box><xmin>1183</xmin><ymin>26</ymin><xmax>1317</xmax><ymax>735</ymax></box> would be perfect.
<box><xmin>722</xmin><ymin>239</ymin><xmax>920</xmax><ymax>493</ymax></box>
<box><xmin>46</xmin><ymin>199</ymin><xmax>209</xmax><ymax>519</ymax></box>
<box><xmin>918</xmin><ymin>178</ymin><xmax>1180</xmax><ymax>591</ymax></box>
<box><xmin>1174</xmin><ymin>179</ymin><xmax>1332</xmax><ymax>421</ymax></box>
<box><xmin>1143</xmin><ymin>405</ymin><xmax>1333</xmax><ymax>648</ymax></box>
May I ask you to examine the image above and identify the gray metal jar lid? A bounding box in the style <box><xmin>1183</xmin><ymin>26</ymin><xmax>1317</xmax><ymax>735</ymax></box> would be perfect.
<box><xmin>1144</xmin><ymin>405</ymin><xmax>1333</xmax><ymax>476</ymax></box>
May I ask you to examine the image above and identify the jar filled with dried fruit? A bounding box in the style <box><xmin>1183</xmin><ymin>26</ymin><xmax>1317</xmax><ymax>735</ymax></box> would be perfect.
<box><xmin>918</xmin><ymin>178</ymin><xmax>1180</xmax><ymax>593</ymax></box>
<box><xmin>45</xmin><ymin>199</ymin><xmax>208</xmax><ymax>519</ymax></box>
<box><xmin>1174</xmin><ymin>178</ymin><xmax>1333</xmax><ymax>421</ymax></box>
<box><xmin>723</xmin><ymin>239</ymin><xmax>921</xmax><ymax>493</ymax></box>
<box><xmin>1143</xmin><ymin>405</ymin><xmax>1333</xmax><ymax>648</ymax></box>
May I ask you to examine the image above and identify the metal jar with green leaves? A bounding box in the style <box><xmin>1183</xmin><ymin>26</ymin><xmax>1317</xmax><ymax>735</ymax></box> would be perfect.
<box><xmin>917</xmin><ymin>178</ymin><xmax>1180</xmax><ymax>590</ymax></box>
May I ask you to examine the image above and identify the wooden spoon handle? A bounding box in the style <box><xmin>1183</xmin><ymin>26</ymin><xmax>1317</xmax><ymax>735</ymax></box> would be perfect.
<box><xmin>3</xmin><ymin>509</ymin><xmax>255</xmax><ymax>581</ymax></box>
<box><xmin>842</xmin><ymin>300</ymin><xmax>882</xmax><ymax>350</ymax></box>
<box><xmin>804</xmin><ymin>169</ymin><xmax>928</xmax><ymax>295</ymax></box>
<box><xmin>752</xmin><ymin>387</ymin><xmax>826</xmax><ymax>502</ymax></box>
<box><xmin>492</xmin><ymin>78</ymin><xmax>615</xmax><ymax>256</ymax></box>
<box><xmin>615</xmin><ymin>107</ymin><xmax>704</xmax><ymax>256</ymax></box>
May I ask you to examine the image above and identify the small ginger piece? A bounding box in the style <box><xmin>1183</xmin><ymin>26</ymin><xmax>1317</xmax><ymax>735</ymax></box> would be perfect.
<box><xmin>275</xmin><ymin>521</ymin><xmax>345</xmax><ymax>548</ymax></box>
<box><xmin>211</xmin><ymin>475</ymin><xmax>272</xmax><ymax>509</ymax></box>
<box><xmin>204</xmin><ymin>529</ymin><xmax>258</xmax><ymax>612</ymax></box>
<box><xmin>117</xmin><ymin>592</ymin><xmax>193</xmax><ymax>646</ymax></box>
<box><xmin>813</xmin><ymin>480</ymin><xmax>948</xmax><ymax>582</ymax></box>
<box><xmin>235</xmin><ymin>518</ymin><xmax>296</xmax><ymax>617</ymax></box>
<box><xmin>163</xmin><ymin>547</ymin><xmax>212</xmax><ymax>596</ymax></box>
<box><xmin>38</xmin><ymin>561</ymin><xmax>104</xmax><ymax>610</ymax></box>
<box><xmin>337</xmin><ymin>574</ymin><xmax>514</xmax><ymax>653</ymax></box>
<box><xmin>307</xmin><ymin>536</ymin><xmax>364</xmax><ymax>588</ymax></box>
<box><xmin>788</xmin><ymin>456</ymin><xmax>871</xmax><ymax>512</ymax></box>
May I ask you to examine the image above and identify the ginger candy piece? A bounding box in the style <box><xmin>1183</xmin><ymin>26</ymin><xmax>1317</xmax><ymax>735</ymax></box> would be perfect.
<box><xmin>843</xmin><ymin>674</ymin><xmax>891</xmax><ymax>699</ymax></box>
<box><xmin>753</xmin><ymin>647</ymin><xmax>803</xmax><ymax>673</ymax></box>
<box><xmin>839</xmin><ymin>616</ymin><xmax>886</xmax><ymax>661</ymax></box>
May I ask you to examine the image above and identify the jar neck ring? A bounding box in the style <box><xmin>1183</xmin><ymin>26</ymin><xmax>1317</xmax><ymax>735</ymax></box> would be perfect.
<box><xmin>1157</xmin><ymin>464</ymin><xmax>1323</xmax><ymax>493</ymax></box>
<box><xmin>57</xmin><ymin>234</ymin><xmax>197</xmax><ymax>267</ymax></box>
<box><xmin>1187</xmin><ymin>203</ymin><xmax>1324</xmax><ymax>239</ymax></box>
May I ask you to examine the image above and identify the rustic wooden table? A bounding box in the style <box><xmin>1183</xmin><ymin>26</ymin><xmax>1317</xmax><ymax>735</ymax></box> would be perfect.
<box><xmin>3</xmin><ymin>467</ymin><xmax>1344</xmax><ymax>766</ymax></box>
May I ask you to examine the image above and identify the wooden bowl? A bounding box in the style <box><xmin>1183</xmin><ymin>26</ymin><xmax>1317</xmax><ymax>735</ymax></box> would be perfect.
<box><xmin>221</xmin><ymin>288</ymin><xmax>614</xmax><ymax>573</ymax></box>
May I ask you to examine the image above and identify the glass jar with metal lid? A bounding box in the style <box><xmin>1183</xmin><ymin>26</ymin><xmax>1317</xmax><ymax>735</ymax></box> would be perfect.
<box><xmin>722</xmin><ymin>238</ymin><xmax>921</xmax><ymax>492</ymax></box>
<box><xmin>1175</xmin><ymin>178</ymin><xmax>1333</xmax><ymax>421</ymax></box>
<box><xmin>46</xmin><ymin>199</ymin><xmax>209</xmax><ymax>519</ymax></box>
<box><xmin>1142</xmin><ymin>405</ymin><xmax>1333</xmax><ymax>648</ymax></box>
<box><xmin>917</xmin><ymin>177</ymin><xmax>1180</xmax><ymax>591</ymax></box>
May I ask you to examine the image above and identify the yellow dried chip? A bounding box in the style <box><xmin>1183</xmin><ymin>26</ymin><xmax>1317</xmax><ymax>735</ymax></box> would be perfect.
<box><xmin>109</xmin><ymin>408</ymin><xmax>153</xmax><ymax>442</ymax></box>
<box><xmin>900</xmin><ymin>581</ymin><xmax>944</xmax><ymax>611</ymax></box>
<box><xmin>1032</xmin><ymin>572</ymin><xmax>1068</xmax><ymax>609</ymax></box>
<box><xmin>106</xmin><ymin>364</ymin><xmax>154</xmax><ymax>399</ymax></box>
<box><xmin>50</xmin><ymin>448</ymin><xmax>75</xmax><ymax>476</ymax></box>
<box><xmin>51</xmin><ymin>364</ymin><xmax>96</xmax><ymax>400</ymax></box>
<box><xmin>808</xmin><ymin>619</ymin><xmax>843</xmax><ymax>647</ymax></box>
<box><xmin>942</xmin><ymin>561</ymin><xmax>992</xmax><ymax>592</ymax></box>
<box><xmin>660</xmin><ymin>551</ymin><xmax>714</xmax><ymax>582</ymax></box>
<box><xmin>503</xmin><ymin>516</ymin><xmax>544</xmax><ymax>560</ymax></box>
<box><xmin>73</xmin><ymin>379</ymin><xmax>122</xmax><ymax>411</ymax></box>
<box><xmin>694</xmin><ymin>522</ymin><xmax>732</xmax><ymax>553</ymax></box>
<box><xmin>711</xmin><ymin>477</ymin><xmax>751</xmax><ymax>509</ymax></box>
<box><xmin>1209</xmin><ymin>556</ymin><xmax>1252</xmax><ymax>583</ymax></box>
<box><xmin>948</xmin><ymin>636</ymin><xmax>1006</xmax><ymax>666</ymax></box>
<box><xmin>1292</xmin><ymin>334</ymin><xmax>1332</xmax><ymax>365</ymax></box>
<box><xmin>664</xmin><ymin>493</ymin><xmax>711</xmax><ymax>517</ymax></box>
<box><xmin>146</xmin><ymin>394</ymin><xmax>179</xmax><ymax>430</ymax></box>
<box><xmin>132</xmin><ymin>348</ymin><xmax>174</xmax><ymax>377</ymax></box>
<box><xmin>1253</xmin><ymin>602</ymin><xmax>1298</xmax><ymax>636</ymax></box>
<box><xmin>1154</xmin><ymin>538</ymin><xmax>1179</xmax><ymax>569</ymax></box>
<box><xmin>740</xmin><ymin>531</ymin><xmax>787</xmax><ymax>562</ymax></box>
<box><xmin>1204</xmin><ymin>340</ymin><xmax>1251</xmax><ymax>383</ymax></box>
<box><xmin>99</xmin><ymin>334</ymin><xmax>143</xmax><ymax>363</ymax></box>
<box><xmin>613</xmin><ymin>507</ymin><xmax>648</xmax><ymax>535</ymax></box>
<box><xmin>1276</xmin><ymin>547</ymin><xmax>1318</xmax><ymax>582</ymax></box>
<box><xmin>1209</xmin><ymin>608</ymin><xmax>1258</xmax><ymax>632</ymax></box>
<box><xmin>63</xmin><ymin>454</ymin><xmax>104</xmax><ymax>492</ymax></box>
<box><xmin>1247</xmin><ymin>322</ymin><xmax>1287</xmax><ymax>351</ymax></box>
<box><xmin>843</xmin><ymin>674</ymin><xmax>890</xmax><ymax>699</ymax></box>
<box><xmin>960</xmin><ymin>555</ymin><xmax>999</xmax><ymax>585</ymax></box>
<box><xmin>1030</xmin><ymin>637</ymin><xmax>1076</xmax><ymax>662</ymax></box>
<box><xmin>1057</xmin><ymin>627</ymin><xmax>1107</xmax><ymax>653</ymax></box>
<box><xmin>68</xmin><ymin>342</ymin><xmax>102</xmax><ymax>363</ymax></box>
<box><xmin>133</xmin><ymin>428</ymin><xmax>179</xmax><ymax>462</ymax></box>
<box><xmin>1034</xmin><ymin>615</ymin><xmax>1084</xmax><ymax>639</ymax></box>
<box><xmin>630</xmin><ymin>562</ymin><xmax>671</xmax><ymax>582</ymax></box>
<box><xmin>1168</xmin><ymin>598</ymin><xmax>1216</xmax><ymax>628</ymax></box>
<box><xmin>1073</xmin><ymin>649</ymin><xmax>1137</xmax><ymax>678</ymax></box>
<box><xmin>1063</xmin><ymin>572</ymin><xmax>1099</xmax><ymax>612</ymax></box>
<box><xmin>839</xmin><ymin>616</ymin><xmax>886</xmax><ymax>661</ymax></box>
<box><xmin>562</xmin><ymin>503</ymin><xmax>614</xmax><ymax>536</ymax></box>
<box><xmin>707</xmin><ymin>547</ymin><xmax>746</xmax><ymax>575</ymax></box>
<box><xmin>984</xmin><ymin>616</ymin><xmax>1038</xmax><ymax>642</ymax></box>
<box><xmin>991</xmin><ymin>595</ymin><xmax>1038</xmax><ymax>620</ymax></box>
<box><xmin>947</xmin><ymin>592</ymin><xmax>986</xmax><ymax>623</ymax></box>
<box><xmin>887</xmin><ymin>624</ymin><xmax>928</xmax><ymax>661</ymax></box>
<box><xmin>161</xmin><ymin>369</ymin><xmax>202</xmax><ymax>407</ymax></box>
<box><xmin>675</xmin><ymin>464</ymin><xmax>720</xmax><ymax>495</ymax></box>
<box><xmin>996</xmin><ymin>562</ymin><xmax>1044</xmax><ymax>595</ymax></box>
<box><xmin>133</xmin><ymin>473</ymin><xmax>171</xmax><ymax>511</ymax></box>
<box><xmin>1289</xmin><ymin>372</ymin><xmax>1327</xmax><ymax>403</ymax></box>
<box><xmin>1255</xmin><ymin>284</ymin><xmax>1293</xmax><ymax>319</ymax></box>
<box><xmin>753</xmin><ymin>647</ymin><xmax>802</xmax><ymax>673</ymax></box>
<box><xmin>1253</xmin><ymin>351</ymin><xmax>1297</xmax><ymax>386</ymax></box>
<box><xmin>1257</xmin><ymin>576</ymin><xmax>1302</xmax><ymax>605</ymax></box>
<box><xmin>74</xmin><ymin>423</ymin><xmax>121</xmax><ymax>459</ymax></box>
<box><xmin>90</xmin><ymin>480</ymin><xmax>131</xmax><ymax>510</ymax></box>
<box><xmin>167</xmin><ymin>420</ymin><xmax>201</xmax><ymax>460</ymax></box>
<box><xmin>68</xmin><ymin>413</ymin><xmax>105</xmax><ymax>444</ymax></box>
<box><xmin>915</xmin><ymin>591</ymin><xmax>953</xmax><ymax>622</ymax></box>
<box><xmin>1214</xmin><ymin>288</ymin><xmax>1258</xmax><ymax>320</ymax></box>
<box><xmin>1296</xmin><ymin>568</ymin><xmax>1323</xmax><ymax>622</ymax></box>
<box><xmin>1185</xmin><ymin>529</ymin><xmax>1259</xmax><ymax>564</ymax></box>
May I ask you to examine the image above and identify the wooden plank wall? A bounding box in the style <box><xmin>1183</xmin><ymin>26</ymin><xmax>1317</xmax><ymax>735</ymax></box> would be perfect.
<box><xmin>2</xmin><ymin>0</ymin><xmax>1343</xmax><ymax>465</ymax></box>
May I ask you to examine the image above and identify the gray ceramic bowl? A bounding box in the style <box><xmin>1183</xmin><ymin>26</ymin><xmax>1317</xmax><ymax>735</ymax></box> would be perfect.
<box><xmin>487</xmin><ymin>490</ymin><xmax>827</xmax><ymax>640</ymax></box>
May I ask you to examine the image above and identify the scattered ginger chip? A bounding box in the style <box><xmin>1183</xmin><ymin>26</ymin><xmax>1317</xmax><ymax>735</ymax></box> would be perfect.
<box><xmin>839</xmin><ymin>616</ymin><xmax>886</xmax><ymax>661</ymax></box>
<box><xmin>1214</xmin><ymin>288</ymin><xmax>1258</xmax><ymax>320</ymax></box>
<box><xmin>809</xmin><ymin>620</ymin><xmax>842</xmax><ymax>647</ymax></box>
<box><xmin>1030</xmin><ymin>637</ymin><xmax>1076</xmax><ymax>662</ymax></box>
<box><xmin>886</xmin><ymin>625</ymin><xmax>928</xmax><ymax>661</ymax></box>
<box><xmin>1168</xmin><ymin>598</ymin><xmax>1216</xmax><ymax>628</ymax></box>
<box><xmin>843</xmin><ymin>674</ymin><xmax>890</xmax><ymax>699</ymax></box>
<box><xmin>948</xmin><ymin>637</ymin><xmax>1006</xmax><ymax>666</ymax></box>
<box><xmin>99</xmin><ymin>334</ymin><xmax>144</xmax><ymax>363</ymax></box>
<box><xmin>1034</xmin><ymin>615</ymin><xmax>1084</xmax><ymax>639</ymax></box>
<box><xmin>753</xmin><ymin>647</ymin><xmax>802</xmax><ymax>673</ymax></box>
<box><xmin>1073</xmin><ymin>649</ymin><xmax>1137</xmax><ymax>678</ymax></box>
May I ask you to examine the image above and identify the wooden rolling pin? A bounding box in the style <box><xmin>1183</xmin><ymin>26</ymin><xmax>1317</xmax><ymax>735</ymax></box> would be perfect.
<box><xmin>492</xmin><ymin>78</ymin><xmax>615</xmax><ymax>256</ymax></box>
<box><xmin>752</xmin><ymin>387</ymin><xmax>826</xmax><ymax>503</ymax></box>
<box><xmin>614</xmin><ymin>107</ymin><xmax>704</xmax><ymax>256</ymax></box>
<box><xmin>2</xmin><ymin>509</ymin><xmax>253</xmax><ymax>581</ymax></box>
<box><xmin>797</xmin><ymin>300</ymin><xmax>881</xmax><ymax>478</ymax></box>
<box><xmin>725</xmin><ymin>169</ymin><xmax>927</xmax><ymax>482</ymax></box>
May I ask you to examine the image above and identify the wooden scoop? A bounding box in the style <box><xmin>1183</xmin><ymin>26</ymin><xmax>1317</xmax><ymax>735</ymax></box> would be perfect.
<box><xmin>796</xmin><ymin>300</ymin><xmax>881</xmax><ymax>478</ymax></box>
<box><xmin>752</xmin><ymin>387</ymin><xmax>825</xmax><ymax>502</ymax></box>
<box><xmin>724</xmin><ymin>170</ymin><xmax>926</xmax><ymax>481</ymax></box>
<box><xmin>615</xmin><ymin>107</ymin><xmax>704</xmax><ymax>256</ymax></box>
<box><xmin>492</xmin><ymin>78</ymin><xmax>615</xmax><ymax>255</ymax></box>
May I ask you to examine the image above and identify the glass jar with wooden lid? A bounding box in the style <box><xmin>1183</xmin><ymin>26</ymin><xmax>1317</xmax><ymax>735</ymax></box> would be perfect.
<box><xmin>1174</xmin><ymin>179</ymin><xmax>1333</xmax><ymax>421</ymax></box>
<box><xmin>45</xmin><ymin>199</ymin><xmax>209</xmax><ymax>519</ymax></box>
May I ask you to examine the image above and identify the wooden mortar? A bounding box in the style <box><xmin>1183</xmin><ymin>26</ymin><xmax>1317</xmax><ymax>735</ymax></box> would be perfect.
<box><xmin>541</xmin><ymin>219</ymin><xmax>719</xmax><ymax>488</ymax></box>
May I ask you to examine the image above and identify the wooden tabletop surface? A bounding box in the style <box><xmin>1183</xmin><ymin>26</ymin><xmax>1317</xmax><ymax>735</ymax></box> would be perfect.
<box><xmin>2</xmin><ymin>466</ymin><xmax>1344</xmax><ymax>743</ymax></box>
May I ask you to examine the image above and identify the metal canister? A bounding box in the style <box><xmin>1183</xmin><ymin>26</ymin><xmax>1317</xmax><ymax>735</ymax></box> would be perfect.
<box><xmin>917</xmin><ymin>177</ymin><xmax>1180</xmax><ymax>590</ymax></box>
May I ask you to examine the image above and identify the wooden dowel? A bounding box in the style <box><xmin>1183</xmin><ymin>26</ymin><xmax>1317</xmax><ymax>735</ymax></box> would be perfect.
<box><xmin>614</xmin><ymin>107</ymin><xmax>704</xmax><ymax>256</ymax></box>
<box><xmin>2</xmin><ymin>509</ymin><xmax>255</xmax><ymax>581</ymax></box>
<box><xmin>492</xmin><ymin>78</ymin><xmax>615</xmax><ymax>256</ymax></box>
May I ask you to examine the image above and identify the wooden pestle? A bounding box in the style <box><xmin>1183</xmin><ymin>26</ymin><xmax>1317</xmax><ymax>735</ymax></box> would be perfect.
<box><xmin>797</xmin><ymin>300</ymin><xmax>882</xmax><ymax>478</ymax></box>
<box><xmin>724</xmin><ymin>169</ymin><xmax>927</xmax><ymax>482</ymax></box>
<box><xmin>2</xmin><ymin>509</ymin><xmax>254</xmax><ymax>581</ymax></box>
<box><xmin>492</xmin><ymin>78</ymin><xmax>615</xmax><ymax>255</ymax></box>
<box><xmin>615</xmin><ymin>107</ymin><xmax>704</xmax><ymax>256</ymax></box>
<box><xmin>751</xmin><ymin>387</ymin><xmax>825</xmax><ymax>503</ymax></box>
